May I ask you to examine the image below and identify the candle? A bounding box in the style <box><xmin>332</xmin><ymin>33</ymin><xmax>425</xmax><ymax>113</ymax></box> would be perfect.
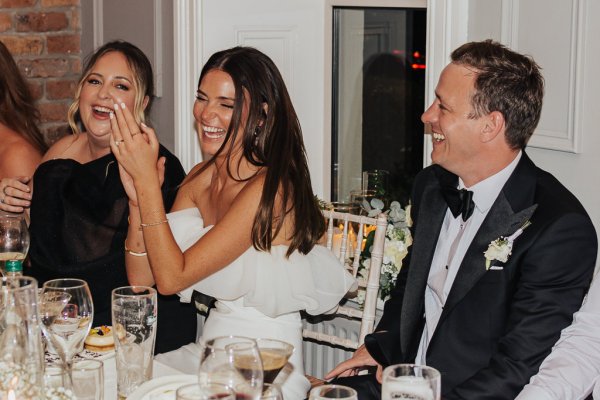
<box><xmin>332</xmin><ymin>225</ymin><xmax>356</xmax><ymax>259</ymax></box>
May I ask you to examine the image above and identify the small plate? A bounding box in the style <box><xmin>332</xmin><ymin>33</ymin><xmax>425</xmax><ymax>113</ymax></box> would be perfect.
<box><xmin>127</xmin><ymin>374</ymin><xmax>197</xmax><ymax>400</ymax></box>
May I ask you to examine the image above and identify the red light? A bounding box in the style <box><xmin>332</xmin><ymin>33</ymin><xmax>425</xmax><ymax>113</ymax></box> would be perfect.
<box><xmin>411</xmin><ymin>63</ymin><xmax>426</xmax><ymax>70</ymax></box>
<box><xmin>413</xmin><ymin>51</ymin><xmax>421</xmax><ymax>58</ymax></box>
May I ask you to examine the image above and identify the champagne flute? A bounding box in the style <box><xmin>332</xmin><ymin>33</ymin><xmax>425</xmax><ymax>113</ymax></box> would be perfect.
<box><xmin>198</xmin><ymin>336</ymin><xmax>263</xmax><ymax>399</ymax></box>
<box><xmin>0</xmin><ymin>214</ymin><xmax>30</xmax><ymax>274</ymax></box>
<box><xmin>39</xmin><ymin>278</ymin><xmax>93</xmax><ymax>389</ymax></box>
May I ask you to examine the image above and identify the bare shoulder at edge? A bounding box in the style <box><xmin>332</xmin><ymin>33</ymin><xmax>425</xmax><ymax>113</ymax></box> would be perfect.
<box><xmin>42</xmin><ymin>133</ymin><xmax>84</xmax><ymax>161</ymax></box>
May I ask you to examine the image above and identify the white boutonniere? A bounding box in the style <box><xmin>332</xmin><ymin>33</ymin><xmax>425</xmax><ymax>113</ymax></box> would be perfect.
<box><xmin>484</xmin><ymin>220</ymin><xmax>531</xmax><ymax>270</ymax></box>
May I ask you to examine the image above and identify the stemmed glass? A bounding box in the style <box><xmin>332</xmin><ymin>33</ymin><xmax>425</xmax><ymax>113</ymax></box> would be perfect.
<box><xmin>198</xmin><ymin>336</ymin><xmax>264</xmax><ymax>399</ymax></box>
<box><xmin>254</xmin><ymin>338</ymin><xmax>293</xmax><ymax>386</ymax></box>
<box><xmin>39</xmin><ymin>278</ymin><xmax>93</xmax><ymax>389</ymax></box>
<box><xmin>0</xmin><ymin>214</ymin><xmax>30</xmax><ymax>274</ymax></box>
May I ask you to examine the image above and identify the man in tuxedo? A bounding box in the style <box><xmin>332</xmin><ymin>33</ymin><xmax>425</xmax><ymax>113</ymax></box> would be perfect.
<box><xmin>326</xmin><ymin>39</ymin><xmax>597</xmax><ymax>399</ymax></box>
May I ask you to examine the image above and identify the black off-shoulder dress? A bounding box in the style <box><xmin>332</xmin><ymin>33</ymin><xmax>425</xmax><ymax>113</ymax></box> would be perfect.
<box><xmin>27</xmin><ymin>145</ymin><xmax>197</xmax><ymax>354</ymax></box>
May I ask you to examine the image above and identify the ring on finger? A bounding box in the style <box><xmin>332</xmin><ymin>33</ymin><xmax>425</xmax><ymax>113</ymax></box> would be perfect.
<box><xmin>130</xmin><ymin>132</ymin><xmax>140</xmax><ymax>137</ymax></box>
<box><xmin>115</xmin><ymin>139</ymin><xmax>125</xmax><ymax>146</ymax></box>
<box><xmin>0</xmin><ymin>197</ymin><xmax>3</xmax><ymax>204</ymax></box>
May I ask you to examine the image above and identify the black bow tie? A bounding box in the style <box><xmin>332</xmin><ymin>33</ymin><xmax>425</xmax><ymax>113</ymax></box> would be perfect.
<box><xmin>441</xmin><ymin>186</ymin><xmax>475</xmax><ymax>221</ymax></box>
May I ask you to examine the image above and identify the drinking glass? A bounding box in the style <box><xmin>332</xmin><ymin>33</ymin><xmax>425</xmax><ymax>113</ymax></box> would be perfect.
<box><xmin>112</xmin><ymin>286</ymin><xmax>157</xmax><ymax>399</ymax></box>
<box><xmin>177</xmin><ymin>383</ymin><xmax>235</xmax><ymax>400</ymax></box>
<box><xmin>362</xmin><ymin>169</ymin><xmax>389</xmax><ymax>198</ymax></box>
<box><xmin>45</xmin><ymin>360</ymin><xmax>104</xmax><ymax>400</ymax></box>
<box><xmin>309</xmin><ymin>384</ymin><xmax>358</xmax><ymax>400</ymax></box>
<box><xmin>0</xmin><ymin>214</ymin><xmax>30</xmax><ymax>273</ymax></box>
<box><xmin>381</xmin><ymin>364</ymin><xmax>441</xmax><ymax>400</ymax></box>
<box><xmin>39</xmin><ymin>278</ymin><xmax>93</xmax><ymax>390</ymax></box>
<box><xmin>254</xmin><ymin>338</ymin><xmax>293</xmax><ymax>385</ymax></box>
<box><xmin>198</xmin><ymin>335</ymin><xmax>263</xmax><ymax>399</ymax></box>
<box><xmin>0</xmin><ymin>276</ymin><xmax>44</xmax><ymax>399</ymax></box>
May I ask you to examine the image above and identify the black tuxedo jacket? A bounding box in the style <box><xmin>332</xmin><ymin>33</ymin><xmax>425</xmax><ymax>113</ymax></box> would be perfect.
<box><xmin>366</xmin><ymin>153</ymin><xmax>597</xmax><ymax>399</ymax></box>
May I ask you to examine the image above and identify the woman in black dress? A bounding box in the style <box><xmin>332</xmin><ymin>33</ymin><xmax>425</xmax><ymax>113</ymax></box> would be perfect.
<box><xmin>1</xmin><ymin>41</ymin><xmax>196</xmax><ymax>353</ymax></box>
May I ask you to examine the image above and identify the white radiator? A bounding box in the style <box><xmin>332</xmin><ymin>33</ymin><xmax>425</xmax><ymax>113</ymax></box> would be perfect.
<box><xmin>302</xmin><ymin>315</ymin><xmax>360</xmax><ymax>378</ymax></box>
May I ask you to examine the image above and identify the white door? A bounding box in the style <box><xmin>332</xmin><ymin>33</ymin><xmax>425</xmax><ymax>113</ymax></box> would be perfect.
<box><xmin>174</xmin><ymin>0</ymin><xmax>327</xmax><ymax>194</ymax></box>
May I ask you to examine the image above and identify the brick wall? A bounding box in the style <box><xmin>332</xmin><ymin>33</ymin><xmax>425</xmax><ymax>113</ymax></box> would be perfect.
<box><xmin>0</xmin><ymin>0</ymin><xmax>81</xmax><ymax>145</ymax></box>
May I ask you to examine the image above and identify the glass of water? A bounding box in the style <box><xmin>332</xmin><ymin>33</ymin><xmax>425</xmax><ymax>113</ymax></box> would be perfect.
<box><xmin>381</xmin><ymin>364</ymin><xmax>441</xmax><ymax>400</ymax></box>
<box><xmin>111</xmin><ymin>286</ymin><xmax>157</xmax><ymax>398</ymax></box>
<box><xmin>309</xmin><ymin>384</ymin><xmax>358</xmax><ymax>400</ymax></box>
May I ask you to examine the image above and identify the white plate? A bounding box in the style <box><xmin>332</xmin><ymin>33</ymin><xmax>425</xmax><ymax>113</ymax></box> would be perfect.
<box><xmin>127</xmin><ymin>374</ymin><xmax>197</xmax><ymax>400</ymax></box>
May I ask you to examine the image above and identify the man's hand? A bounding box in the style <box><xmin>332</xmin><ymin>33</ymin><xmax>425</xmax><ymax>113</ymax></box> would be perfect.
<box><xmin>325</xmin><ymin>345</ymin><xmax>380</xmax><ymax>380</ymax></box>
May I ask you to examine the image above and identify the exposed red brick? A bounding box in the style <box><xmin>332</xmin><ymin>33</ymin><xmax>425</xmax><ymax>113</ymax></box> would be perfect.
<box><xmin>46</xmin><ymin>79</ymin><xmax>77</xmax><ymax>100</ymax></box>
<box><xmin>41</xmin><ymin>0</ymin><xmax>78</xmax><ymax>6</ymax></box>
<box><xmin>18</xmin><ymin>58</ymin><xmax>70</xmax><ymax>78</ymax></box>
<box><xmin>43</xmin><ymin>123</ymin><xmax>73</xmax><ymax>145</ymax></box>
<box><xmin>28</xmin><ymin>80</ymin><xmax>43</xmax><ymax>101</ymax></box>
<box><xmin>0</xmin><ymin>35</ymin><xmax>43</xmax><ymax>55</ymax></box>
<box><xmin>70</xmin><ymin>9</ymin><xmax>80</xmax><ymax>30</ymax></box>
<box><xmin>70</xmin><ymin>57</ymin><xmax>80</xmax><ymax>74</ymax></box>
<box><xmin>0</xmin><ymin>0</ymin><xmax>36</xmax><ymax>8</ymax></box>
<box><xmin>0</xmin><ymin>13</ymin><xmax>12</xmax><ymax>32</ymax></box>
<box><xmin>39</xmin><ymin>101</ymin><xmax>70</xmax><ymax>122</ymax></box>
<box><xmin>47</xmin><ymin>34</ymin><xmax>79</xmax><ymax>54</ymax></box>
<box><xmin>16</xmin><ymin>12</ymin><xmax>68</xmax><ymax>32</ymax></box>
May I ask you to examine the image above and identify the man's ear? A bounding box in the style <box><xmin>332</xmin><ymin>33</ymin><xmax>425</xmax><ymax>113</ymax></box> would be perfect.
<box><xmin>481</xmin><ymin>111</ymin><xmax>505</xmax><ymax>143</ymax></box>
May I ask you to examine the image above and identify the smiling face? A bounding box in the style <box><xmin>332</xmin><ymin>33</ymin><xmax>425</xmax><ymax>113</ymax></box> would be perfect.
<box><xmin>193</xmin><ymin>69</ymin><xmax>249</xmax><ymax>158</ymax></box>
<box><xmin>78</xmin><ymin>51</ymin><xmax>140</xmax><ymax>144</ymax></box>
<box><xmin>421</xmin><ymin>63</ymin><xmax>488</xmax><ymax>180</ymax></box>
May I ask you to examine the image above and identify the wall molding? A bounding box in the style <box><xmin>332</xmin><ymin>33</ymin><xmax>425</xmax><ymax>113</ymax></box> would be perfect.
<box><xmin>153</xmin><ymin>0</ymin><xmax>163</xmax><ymax>97</ymax></box>
<box><xmin>92</xmin><ymin>0</ymin><xmax>103</xmax><ymax>48</ymax></box>
<box><xmin>173</xmin><ymin>0</ymin><xmax>203</xmax><ymax>172</ymax></box>
<box><xmin>501</xmin><ymin>0</ymin><xmax>586</xmax><ymax>153</ymax></box>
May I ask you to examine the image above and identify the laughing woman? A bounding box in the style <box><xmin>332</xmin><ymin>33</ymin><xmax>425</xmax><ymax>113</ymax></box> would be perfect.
<box><xmin>2</xmin><ymin>41</ymin><xmax>196</xmax><ymax>353</ymax></box>
<box><xmin>112</xmin><ymin>46</ymin><xmax>356</xmax><ymax>398</ymax></box>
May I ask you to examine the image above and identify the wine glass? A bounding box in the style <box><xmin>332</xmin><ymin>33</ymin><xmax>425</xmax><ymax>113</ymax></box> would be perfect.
<box><xmin>198</xmin><ymin>335</ymin><xmax>264</xmax><ymax>399</ymax></box>
<box><xmin>254</xmin><ymin>338</ymin><xmax>293</xmax><ymax>386</ymax></box>
<box><xmin>0</xmin><ymin>214</ymin><xmax>30</xmax><ymax>273</ymax></box>
<box><xmin>39</xmin><ymin>278</ymin><xmax>93</xmax><ymax>389</ymax></box>
<box><xmin>309</xmin><ymin>384</ymin><xmax>358</xmax><ymax>400</ymax></box>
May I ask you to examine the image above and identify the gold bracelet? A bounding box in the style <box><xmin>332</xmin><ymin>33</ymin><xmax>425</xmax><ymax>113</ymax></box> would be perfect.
<box><xmin>124</xmin><ymin>243</ymin><xmax>147</xmax><ymax>257</ymax></box>
<box><xmin>139</xmin><ymin>219</ymin><xmax>168</xmax><ymax>228</ymax></box>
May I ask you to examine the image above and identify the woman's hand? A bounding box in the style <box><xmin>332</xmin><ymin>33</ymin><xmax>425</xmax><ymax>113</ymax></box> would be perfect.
<box><xmin>0</xmin><ymin>176</ymin><xmax>32</xmax><ymax>213</ymax></box>
<box><xmin>109</xmin><ymin>102</ymin><xmax>161</xmax><ymax>188</ymax></box>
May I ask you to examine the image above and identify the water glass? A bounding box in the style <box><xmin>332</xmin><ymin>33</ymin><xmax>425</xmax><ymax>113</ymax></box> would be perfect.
<box><xmin>45</xmin><ymin>360</ymin><xmax>104</xmax><ymax>400</ymax></box>
<box><xmin>0</xmin><ymin>214</ymin><xmax>30</xmax><ymax>273</ymax></box>
<box><xmin>112</xmin><ymin>286</ymin><xmax>157</xmax><ymax>398</ymax></box>
<box><xmin>0</xmin><ymin>276</ymin><xmax>44</xmax><ymax>398</ymax></box>
<box><xmin>381</xmin><ymin>364</ymin><xmax>441</xmax><ymax>400</ymax></box>
<box><xmin>309</xmin><ymin>384</ymin><xmax>358</xmax><ymax>399</ymax></box>
<box><xmin>176</xmin><ymin>383</ymin><xmax>234</xmax><ymax>399</ymax></box>
<box><xmin>362</xmin><ymin>169</ymin><xmax>389</xmax><ymax>197</ymax></box>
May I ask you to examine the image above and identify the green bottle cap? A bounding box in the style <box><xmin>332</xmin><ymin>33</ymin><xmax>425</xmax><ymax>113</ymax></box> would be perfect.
<box><xmin>5</xmin><ymin>260</ymin><xmax>23</xmax><ymax>273</ymax></box>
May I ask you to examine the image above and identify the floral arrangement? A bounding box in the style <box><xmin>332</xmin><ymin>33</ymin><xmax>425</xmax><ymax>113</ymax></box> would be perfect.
<box><xmin>355</xmin><ymin>198</ymin><xmax>412</xmax><ymax>307</ymax></box>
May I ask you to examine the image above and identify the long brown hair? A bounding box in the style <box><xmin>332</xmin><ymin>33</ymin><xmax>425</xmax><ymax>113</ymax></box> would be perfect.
<box><xmin>187</xmin><ymin>46</ymin><xmax>325</xmax><ymax>256</ymax></box>
<box><xmin>0</xmin><ymin>40</ymin><xmax>47</xmax><ymax>153</ymax></box>
<box><xmin>68</xmin><ymin>40</ymin><xmax>154</xmax><ymax>134</ymax></box>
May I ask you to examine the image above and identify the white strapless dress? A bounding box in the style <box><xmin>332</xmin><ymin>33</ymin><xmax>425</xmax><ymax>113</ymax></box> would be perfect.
<box><xmin>157</xmin><ymin>207</ymin><xmax>357</xmax><ymax>399</ymax></box>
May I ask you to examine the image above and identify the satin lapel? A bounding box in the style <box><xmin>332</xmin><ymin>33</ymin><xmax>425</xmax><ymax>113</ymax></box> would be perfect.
<box><xmin>400</xmin><ymin>172</ymin><xmax>448</xmax><ymax>355</ymax></box>
<box><xmin>438</xmin><ymin>168</ymin><xmax>538</xmax><ymax>323</ymax></box>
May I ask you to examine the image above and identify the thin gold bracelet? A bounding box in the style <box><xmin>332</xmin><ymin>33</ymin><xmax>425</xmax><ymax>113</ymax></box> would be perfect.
<box><xmin>139</xmin><ymin>219</ymin><xmax>168</xmax><ymax>228</ymax></box>
<box><xmin>124</xmin><ymin>243</ymin><xmax>147</xmax><ymax>257</ymax></box>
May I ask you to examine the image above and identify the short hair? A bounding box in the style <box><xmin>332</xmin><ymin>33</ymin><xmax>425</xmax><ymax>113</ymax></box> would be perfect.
<box><xmin>0</xmin><ymin>40</ymin><xmax>47</xmax><ymax>153</ymax></box>
<box><xmin>451</xmin><ymin>39</ymin><xmax>544</xmax><ymax>149</ymax></box>
<box><xmin>67</xmin><ymin>40</ymin><xmax>154</xmax><ymax>134</ymax></box>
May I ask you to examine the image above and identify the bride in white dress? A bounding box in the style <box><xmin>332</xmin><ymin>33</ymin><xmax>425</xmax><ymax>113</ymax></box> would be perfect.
<box><xmin>110</xmin><ymin>47</ymin><xmax>356</xmax><ymax>399</ymax></box>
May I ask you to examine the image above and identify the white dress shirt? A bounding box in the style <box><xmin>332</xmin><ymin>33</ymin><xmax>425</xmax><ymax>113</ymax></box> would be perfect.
<box><xmin>516</xmin><ymin>272</ymin><xmax>600</xmax><ymax>400</ymax></box>
<box><xmin>416</xmin><ymin>151</ymin><xmax>522</xmax><ymax>365</ymax></box>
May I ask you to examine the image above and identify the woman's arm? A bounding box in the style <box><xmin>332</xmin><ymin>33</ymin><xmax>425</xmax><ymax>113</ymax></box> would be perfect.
<box><xmin>0</xmin><ymin>141</ymin><xmax>41</xmax><ymax>213</ymax></box>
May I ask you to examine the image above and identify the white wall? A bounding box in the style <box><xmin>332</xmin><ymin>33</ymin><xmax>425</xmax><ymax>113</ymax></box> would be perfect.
<box><xmin>463</xmin><ymin>0</ymin><xmax>600</xmax><ymax>268</ymax></box>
